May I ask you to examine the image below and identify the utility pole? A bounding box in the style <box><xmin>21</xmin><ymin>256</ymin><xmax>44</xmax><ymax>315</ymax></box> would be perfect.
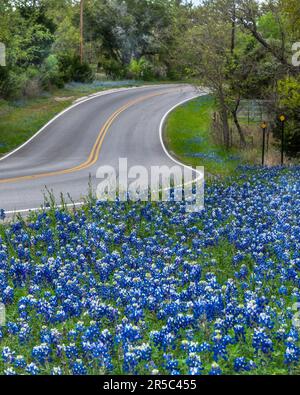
<box><xmin>80</xmin><ymin>0</ymin><xmax>84</xmax><ymax>64</ymax></box>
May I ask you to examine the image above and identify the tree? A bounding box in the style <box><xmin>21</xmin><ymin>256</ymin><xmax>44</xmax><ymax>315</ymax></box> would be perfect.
<box><xmin>175</xmin><ymin>0</ymin><xmax>247</xmax><ymax>148</ymax></box>
<box><xmin>83</xmin><ymin>0</ymin><xmax>184</xmax><ymax>77</ymax></box>
<box><xmin>236</xmin><ymin>0</ymin><xmax>299</xmax><ymax>74</ymax></box>
<box><xmin>281</xmin><ymin>0</ymin><xmax>300</xmax><ymax>40</ymax></box>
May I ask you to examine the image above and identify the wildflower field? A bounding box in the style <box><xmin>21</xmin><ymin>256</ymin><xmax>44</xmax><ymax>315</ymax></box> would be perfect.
<box><xmin>0</xmin><ymin>166</ymin><xmax>300</xmax><ymax>375</ymax></box>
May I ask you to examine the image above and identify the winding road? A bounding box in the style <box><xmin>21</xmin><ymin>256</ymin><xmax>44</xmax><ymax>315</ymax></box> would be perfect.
<box><xmin>0</xmin><ymin>84</ymin><xmax>204</xmax><ymax>214</ymax></box>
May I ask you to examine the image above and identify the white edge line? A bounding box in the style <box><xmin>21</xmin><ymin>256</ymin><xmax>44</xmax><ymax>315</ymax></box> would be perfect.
<box><xmin>5</xmin><ymin>202</ymin><xmax>84</xmax><ymax>216</ymax></box>
<box><xmin>4</xmin><ymin>88</ymin><xmax>208</xmax><ymax>216</ymax></box>
<box><xmin>159</xmin><ymin>91</ymin><xmax>208</xmax><ymax>184</ymax></box>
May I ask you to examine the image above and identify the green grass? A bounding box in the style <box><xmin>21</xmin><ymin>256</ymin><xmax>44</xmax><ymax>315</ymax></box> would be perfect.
<box><xmin>0</xmin><ymin>97</ymin><xmax>74</xmax><ymax>156</ymax></box>
<box><xmin>0</xmin><ymin>81</ymin><xmax>143</xmax><ymax>157</ymax></box>
<box><xmin>164</xmin><ymin>96</ymin><xmax>244</xmax><ymax>177</ymax></box>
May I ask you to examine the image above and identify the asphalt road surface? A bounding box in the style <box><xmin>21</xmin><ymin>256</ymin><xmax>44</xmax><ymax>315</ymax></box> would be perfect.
<box><xmin>0</xmin><ymin>84</ymin><xmax>204</xmax><ymax>214</ymax></box>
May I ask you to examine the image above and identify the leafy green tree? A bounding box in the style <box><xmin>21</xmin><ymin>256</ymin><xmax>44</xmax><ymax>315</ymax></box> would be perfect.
<box><xmin>175</xmin><ymin>0</ymin><xmax>245</xmax><ymax>148</ymax></box>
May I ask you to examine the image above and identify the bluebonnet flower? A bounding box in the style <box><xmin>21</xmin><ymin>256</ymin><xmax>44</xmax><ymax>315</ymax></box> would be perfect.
<box><xmin>2</xmin><ymin>347</ymin><xmax>15</xmax><ymax>363</ymax></box>
<box><xmin>234</xmin><ymin>357</ymin><xmax>256</xmax><ymax>372</ymax></box>
<box><xmin>284</xmin><ymin>338</ymin><xmax>300</xmax><ymax>365</ymax></box>
<box><xmin>123</xmin><ymin>351</ymin><xmax>139</xmax><ymax>373</ymax></box>
<box><xmin>65</xmin><ymin>343</ymin><xmax>79</xmax><ymax>360</ymax></box>
<box><xmin>212</xmin><ymin>331</ymin><xmax>234</xmax><ymax>361</ymax></box>
<box><xmin>2</xmin><ymin>286</ymin><xmax>14</xmax><ymax>304</ymax></box>
<box><xmin>18</xmin><ymin>322</ymin><xmax>31</xmax><ymax>343</ymax></box>
<box><xmin>164</xmin><ymin>354</ymin><xmax>179</xmax><ymax>374</ymax></box>
<box><xmin>7</xmin><ymin>322</ymin><xmax>19</xmax><ymax>335</ymax></box>
<box><xmin>51</xmin><ymin>367</ymin><xmax>63</xmax><ymax>375</ymax></box>
<box><xmin>209</xmin><ymin>363</ymin><xmax>222</xmax><ymax>375</ymax></box>
<box><xmin>4</xmin><ymin>367</ymin><xmax>17</xmax><ymax>375</ymax></box>
<box><xmin>32</xmin><ymin>343</ymin><xmax>52</xmax><ymax>365</ymax></box>
<box><xmin>71</xmin><ymin>359</ymin><xmax>87</xmax><ymax>375</ymax></box>
<box><xmin>14</xmin><ymin>355</ymin><xmax>27</xmax><ymax>369</ymax></box>
<box><xmin>234</xmin><ymin>325</ymin><xmax>246</xmax><ymax>342</ymax></box>
<box><xmin>186</xmin><ymin>353</ymin><xmax>203</xmax><ymax>375</ymax></box>
<box><xmin>252</xmin><ymin>328</ymin><xmax>273</xmax><ymax>354</ymax></box>
<box><xmin>26</xmin><ymin>363</ymin><xmax>39</xmax><ymax>375</ymax></box>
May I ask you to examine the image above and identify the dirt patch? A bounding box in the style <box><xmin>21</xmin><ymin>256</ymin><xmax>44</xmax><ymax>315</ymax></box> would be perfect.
<box><xmin>54</xmin><ymin>97</ymin><xmax>74</xmax><ymax>102</ymax></box>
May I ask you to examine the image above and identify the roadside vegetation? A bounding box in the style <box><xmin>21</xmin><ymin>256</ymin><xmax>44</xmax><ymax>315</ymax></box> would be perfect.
<box><xmin>164</xmin><ymin>95</ymin><xmax>238</xmax><ymax>177</ymax></box>
<box><xmin>1</xmin><ymin>0</ymin><xmax>300</xmax><ymax>160</ymax></box>
<box><xmin>164</xmin><ymin>95</ymin><xmax>287</xmax><ymax>177</ymax></box>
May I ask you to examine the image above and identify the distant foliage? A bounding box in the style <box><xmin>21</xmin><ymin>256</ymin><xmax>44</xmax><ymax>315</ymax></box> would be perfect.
<box><xmin>0</xmin><ymin>0</ymin><xmax>185</xmax><ymax>99</ymax></box>
<box><xmin>0</xmin><ymin>0</ymin><xmax>299</xmax><ymax>155</ymax></box>
<box><xmin>128</xmin><ymin>57</ymin><xmax>167</xmax><ymax>80</ymax></box>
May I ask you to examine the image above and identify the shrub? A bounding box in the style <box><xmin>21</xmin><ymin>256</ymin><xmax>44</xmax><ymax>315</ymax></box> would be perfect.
<box><xmin>101</xmin><ymin>58</ymin><xmax>127</xmax><ymax>80</ymax></box>
<box><xmin>0</xmin><ymin>67</ymin><xmax>31</xmax><ymax>99</ymax></box>
<box><xmin>58</xmin><ymin>54</ymin><xmax>94</xmax><ymax>83</ymax></box>
<box><xmin>21</xmin><ymin>67</ymin><xmax>43</xmax><ymax>98</ymax></box>
<box><xmin>128</xmin><ymin>57</ymin><xmax>167</xmax><ymax>81</ymax></box>
<box><xmin>40</xmin><ymin>55</ymin><xmax>64</xmax><ymax>89</ymax></box>
<box><xmin>127</xmin><ymin>59</ymin><xmax>142</xmax><ymax>79</ymax></box>
<box><xmin>128</xmin><ymin>57</ymin><xmax>155</xmax><ymax>80</ymax></box>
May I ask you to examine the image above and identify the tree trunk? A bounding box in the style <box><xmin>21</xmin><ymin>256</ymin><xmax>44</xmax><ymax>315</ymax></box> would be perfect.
<box><xmin>232</xmin><ymin>108</ymin><xmax>246</xmax><ymax>148</ymax></box>
<box><xmin>219</xmin><ymin>96</ymin><xmax>230</xmax><ymax>150</ymax></box>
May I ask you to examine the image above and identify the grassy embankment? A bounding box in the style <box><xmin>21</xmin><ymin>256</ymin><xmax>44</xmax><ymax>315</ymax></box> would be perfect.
<box><xmin>0</xmin><ymin>81</ymin><xmax>143</xmax><ymax>157</ymax></box>
<box><xmin>164</xmin><ymin>95</ymin><xmax>280</xmax><ymax>177</ymax></box>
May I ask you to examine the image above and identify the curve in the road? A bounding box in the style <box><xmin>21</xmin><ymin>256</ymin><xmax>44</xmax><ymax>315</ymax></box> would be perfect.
<box><xmin>0</xmin><ymin>84</ymin><xmax>206</xmax><ymax>214</ymax></box>
<box><xmin>0</xmin><ymin>89</ymin><xmax>170</xmax><ymax>184</ymax></box>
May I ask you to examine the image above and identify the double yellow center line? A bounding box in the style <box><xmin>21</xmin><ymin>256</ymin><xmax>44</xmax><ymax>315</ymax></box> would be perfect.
<box><xmin>0</xmin><ymin>90</ymin><xmax>169</xmax><ymax>185</ymax></box>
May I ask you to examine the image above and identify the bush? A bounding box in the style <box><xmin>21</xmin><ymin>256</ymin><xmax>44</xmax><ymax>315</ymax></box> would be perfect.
<box><xmin>58</xmin><ymin>54</ymin><xmax>94</xmax><ymax>83</ymax></box>
<box><xmin>101</xmin><ymin>58</ymin><xmax>127</xmax><ymax>79</ymax></box>
<box><xmin>127</xmin><ymin>59</ymin><xmax>142</xmax><ymax>79</ymax></box>
<box><xmin>128</xmin><ymin>57</ymin><xmax>167</xmax><ymax>81</ymax></box>
<box><xmin>40</xmin><ymin>55</ymin><xmax>64</xmax><ymax>89</ymax></box>
<box><xmin>0</xmin><ymin>67</ymin><xmax>31</xmax><ymax>99</ymax></box>
<box><xmin>21</xmin><ymin>67</ymin><xmax>43</xmax><ymax>98</ymax></box>
<box><xmin>128</xmin><ymin>57</ymin><xmax>154</xmax><ymax>80</ymax></box>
